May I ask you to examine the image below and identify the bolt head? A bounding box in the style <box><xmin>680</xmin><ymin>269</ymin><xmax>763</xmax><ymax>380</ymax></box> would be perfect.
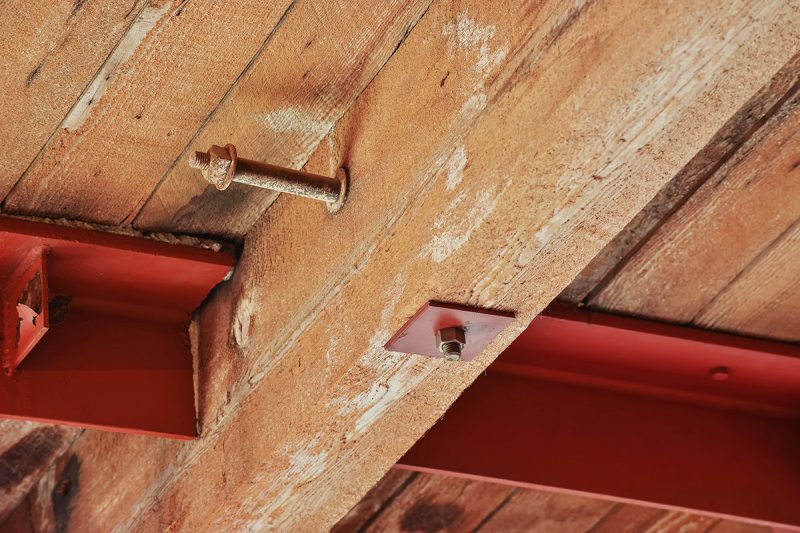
<box><xmin>436</xmin><ymin>327</ymin><xmax>466</xmax><ymax>352</ymax></box>
<box><xmin>190</xmin><ymin>144</ymin><xmax>237</xmax><ymax>190</ymax></box>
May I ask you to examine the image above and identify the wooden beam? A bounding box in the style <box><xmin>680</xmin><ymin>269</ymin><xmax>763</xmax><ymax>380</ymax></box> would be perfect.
<box><xmin>40</xmin><ymin>1</ymin><xmax>800</xmax><ymax>530</ymax></box>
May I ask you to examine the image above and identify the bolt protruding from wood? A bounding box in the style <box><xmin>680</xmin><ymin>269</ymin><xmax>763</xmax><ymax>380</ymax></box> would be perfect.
<box><xmin>188</xmin><ymin>144</ymin><xmax>348</xmax><ymax>213</ymax></box>
<box><xmin>437</xmin><ymin>326</ymin><xmax>466</xmax><ymax>362</ymax></box>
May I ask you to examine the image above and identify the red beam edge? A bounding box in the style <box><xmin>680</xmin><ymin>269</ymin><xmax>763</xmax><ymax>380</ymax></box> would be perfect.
<box><xmin>0</xmin><ymin>216</ymin><xmax>234</xmax><ymax>439</ymax></box>
<box><xmin>399</xmin><ymin>306</ymin><xmax>800</xmax><ymax>529</ymax></box>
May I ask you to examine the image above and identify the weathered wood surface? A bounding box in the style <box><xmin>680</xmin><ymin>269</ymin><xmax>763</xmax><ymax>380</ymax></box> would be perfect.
<box><xmin>363</xmin><ymin>473</ymin><xmax>514</xmax><ymax>532</ymax></box>
<box><xmin>132</xmin><ymin>0</ymin><xmax>434</xmax><ymax>238</ymax></box>
<box><xmin>2</xmin><ymin>0</ymin><xmax>295</xmax><ymax>224</ymax></box>
<box><xmin>0</xmin><ymin>451</ymin><xmax>84</xmax><ymax>533</ymax></box>
<box><xmin>588</xmin><ymin>70</ymin><xmax>800</xmax><ymax>342</ymax></box>
<box><xmin>0</xmin><ymin>422</ymin><xmax>79</xmax><ymax>528</ymax></box>
<box><xmin>331</xmin><ymin>470</ymin><xmax>772</xmax><ymax>533</ymax></box>
<box><xmin>559</xmin><ymin>53</ymin><xmax>800</xmax><ymax>306</ymax></box>
<box><xmin>0</xmin><ymin>0</ymin><xmax>146</xmax><ymax>200</ymax></box>
<box><xmin>693</xmin><ymin>218</ymin><xmax>800</xmax><ymax>342</ymax></box>
<box><xmin>331</xmin><ymin>469</ymin><xmax>416</xmax><ymax>533</ymax></box>
<box><xmin>37</xmin><ymin>1</ymin><xmax>798</xmax><ymax>531</ymax></box>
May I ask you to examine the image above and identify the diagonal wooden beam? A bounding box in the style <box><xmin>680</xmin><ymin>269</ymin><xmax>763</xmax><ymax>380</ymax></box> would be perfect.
<box><xmin>46</xmin><ymin>1</ymin><xmax>800</xmax><ymax>530</ymax></box>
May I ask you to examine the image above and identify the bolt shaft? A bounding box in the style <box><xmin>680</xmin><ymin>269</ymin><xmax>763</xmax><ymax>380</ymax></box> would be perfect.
<box><xmin>440</xmin><ymin>341</ymin><xmax>462</xmax><ymax>361</ymax></box>
<box><xmin>233</xmin><ymin>159</ymin><xmax>340</xmax><ymax>204</ymax></box>
<box><xmin>189</xmin><ymin>145</ymin><xmax>348</xmax><ymax>213</ymax></box>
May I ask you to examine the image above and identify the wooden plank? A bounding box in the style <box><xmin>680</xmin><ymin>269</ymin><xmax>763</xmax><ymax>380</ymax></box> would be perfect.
<box><xmin>590</xmin><ymin>81</ymin><xmax>800</xmax><ymax>326</ymax></box>
<box><xmin>694</xmin><ymin>219</ymin><xmax>800</xmax><ymax>342</ymax></box>
<box><xmin>132</xmin><ymin>0</ymin><xmax>435</xmax><ymax>238</ymax></box>
<box><xmin>0</xmin><ymin>0</ymin><xmax>147</xmax><ymax>200</ymax></box>
<box><xmin>709</xmin><ymin>520</ymin><xmax>772</xmax><ymax>533</ymax></box>
<box><xmin>1</xmin><ymin>0</ymin><xmax>295</xmax><ymax>225</ymax></box>
<box><xmin>331</xmin><ymin>469</ymin><xmax>416</xmax><ymax>533</ymax></box>
<box><xmin>45</xmin><ymin>1</ymin><xmax>800</xmax><ymax>531</ymax></box>
<box><xmin>0</xmin><ymin>422</ymin><xmax>78</xmax><ymax>526</ymax></box>
<box><xmin>477</xmin><ymin>490</ymin><xmax>614</xmax><ymax>532</ymax></box>
<box><xmin>559</xmin><ymin>53</ymin><xmax>800</xmax><ymax>305</ymax></box>
<box><xmin>641</xmin><ymin>512</ymin><xmax>718</xmax><ymax>532</ymax></box>
<box><xmin>588</xmin><ymin>504</ymin><xmax>667</xmax><ymax>532</ymax></box>
<box><xmin>362</xmin><ymin>473</ymin><xmax>514</xmax><ymax>532</ymax></box>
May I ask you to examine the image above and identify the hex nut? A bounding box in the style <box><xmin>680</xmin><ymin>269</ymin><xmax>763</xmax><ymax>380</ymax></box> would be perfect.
<box><xmin>437</xmin><ymin>327</ymin><xmax>466</xmax><ymax>361</ymax></box>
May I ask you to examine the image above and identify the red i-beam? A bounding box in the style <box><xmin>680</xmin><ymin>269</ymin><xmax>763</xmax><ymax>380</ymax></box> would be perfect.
<box><xmin>398</xmin><ymin>305</ymin><xmax>800</xmax><ymax>530</ymax></box>
<box><xmin>0</xmin><ymin>216</ymin><xmax>233</xmax><ymax>439</ymax></box>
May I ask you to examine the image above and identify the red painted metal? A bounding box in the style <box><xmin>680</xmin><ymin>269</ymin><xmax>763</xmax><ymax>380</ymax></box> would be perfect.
<box><xmin>1</xmin><ymin>246</ymin><xmax>49</xmax><ymax>374</ymax></box>
<box><xmin>398</xmin><ymin>305</ymin><xmax>800</xmax><ymax>529</ymax></box>
<box><xmin>384</xmin><ymin>301</ymin><xmax>514</xmax><ymax>361</ymax></box>
<box><xmin>0</xmin><ymin>216</ymin><xmax>233</xmax><ymax>439</ymax></box>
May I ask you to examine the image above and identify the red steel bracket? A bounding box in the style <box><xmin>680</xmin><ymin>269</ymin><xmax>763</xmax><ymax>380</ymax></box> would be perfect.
<box><xmin>0</xmin><ymin>216</ymin><xmax>233</xmax><ymax>439</ymax></box>
<box><xmin>399</xmin><ymin>305</ymin><xmax>800</xmax><ymax>530</ymax></box>
<box><xmin>1</xmin><ymin>246</ymin><xmax>49</xmax><ymax>374</ymax></box>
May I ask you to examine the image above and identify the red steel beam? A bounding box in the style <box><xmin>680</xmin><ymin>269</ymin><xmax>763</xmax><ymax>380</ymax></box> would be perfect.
<box><xmin>398</xmin><ymin>306</ymin><xmax>800</xmax><ymax>529</ymax></box>
<box><xmin>0</xmin><ymin>216</ymin><xmax>233</xmax><ymax>439</ymax></box>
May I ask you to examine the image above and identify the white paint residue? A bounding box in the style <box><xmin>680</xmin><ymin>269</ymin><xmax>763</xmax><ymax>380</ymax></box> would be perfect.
<box><xmin>460</xmin><ymin>93</ymin><xmax>487</xmax><ymax>121</ymax></box>
<box><xmin>534</xmin><ymin>206</ymin><xmax>572</xmax><ymax>248</ymax></box>
<box><xmin>257</xmin><ymin>106</ymin><xmax>333</xmax><ymax>137</ymax></box>
<box><xmin>444</xmin><ymin>143</ymin><xmax>467</xmax><ymax>191</ymax></box>
<box><xmin>287</xmin><ymin>437</ymin><xmax>328</xmax><ymax>481</ymax></box>
<box><xmin>62</xmin><ymin>2</ymin><xmax>172</xmax><ymax>131</ymax></box>
<box><xmin>441</xmin><ymin>11</ymin><xmax>508</xmax><ymax>125</ymax></box>
<box><xmin>232</xmin><ymin>286</ymin><xmax>261</xmax><ymax>350</ymax></box>
<box><xmin>442</xmin><ymin>11</ymin><xmax>508</xmax><ymax>74</ymax></box>
<box><xmin>421</xmin><ymin>182</ymin><xmax>510</xmax><ymax>263</ymax></box>
<box><xmin>328</xmin><ymin>273</ymin><xmax>420</xmax><ymax>436</ymax></box>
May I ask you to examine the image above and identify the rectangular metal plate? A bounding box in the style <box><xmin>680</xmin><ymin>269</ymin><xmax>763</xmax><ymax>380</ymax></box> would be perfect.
<box><xmin>384</xmin><ymin>301</ymin><xmax>514</xmax><ymax>361</ymax></box>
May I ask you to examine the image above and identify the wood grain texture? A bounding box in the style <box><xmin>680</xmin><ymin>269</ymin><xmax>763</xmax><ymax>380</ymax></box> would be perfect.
<box><xmin>2</xmin><ymin>0</ymin><xmax>294</xmax><ymax>225</ymax></box>
<box><xmin>28</xmin><ymin>1</ymin><xmax>800</xmax><ymax>531</ymax></box>
<box><xmin>693</xmin><ymin>218</ymin><xmax>800</xmax><ymax>341</ymax></box>
<box><xmin>332</xmin><ymin>472</ymin><xmax>772</xmax><ymax>533</ymax></box>
<box><xmin>0</xmin><ymin>422</ymin><xmax>79</xmax><ymax>527</ymax></box>
<box><xmin>132</xmin><ymin>0</ymin><xmax>435</xmax><ymax>238</ymax></box>
<box><xmin>0</xmin><ymin>0</ymin><xmax>146</xmax><ymax>200</ymax></box>
<box><xmin>559</xmin><ymin>53</ymin><xmax>800</xmax><ymax>305</ymax></box>
<box><xmin>479</xmin><ymin>490</ymin><xmax>613</xmax><ymax>532</ymax></box>
<box><xmin>592</xmin><ymin>84</ymin><xmax>800</xmax><ymax>329</ymax></box>
<box><xmin>331</xmin><ymin>469</ymin><xmax>416</xmax><ymax>533</ymax></box>
<box><xmin>362</xmin><ymin>473</ymin><xmax>514</xmax><ymax>532</ymax></box>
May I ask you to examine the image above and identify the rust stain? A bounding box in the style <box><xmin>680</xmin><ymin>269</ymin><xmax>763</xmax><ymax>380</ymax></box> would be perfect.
<box><xmin>400</xmin><ymin>498</ymin><xmax>462</xmax><ymax>532</ymax></box>
<box><xmin>0</xmin><ymin>427</ymin><xmax>64</xmax><ymax>491</ymax></box>
<box><xmin>53</xmin><ymin>454</ymin><xmax>81</xmax><ymax>533</ymax></box>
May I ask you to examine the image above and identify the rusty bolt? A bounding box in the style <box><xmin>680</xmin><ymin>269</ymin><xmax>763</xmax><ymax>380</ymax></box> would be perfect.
<box><xmin>436</xmin><ymin>326</ymin><xmax>466</xmax><ymax>361</ymax></box>
<box><xmin>188</xmin><ymin>144</ymin><xmax>348</xmax><ymax>213</ymax></box>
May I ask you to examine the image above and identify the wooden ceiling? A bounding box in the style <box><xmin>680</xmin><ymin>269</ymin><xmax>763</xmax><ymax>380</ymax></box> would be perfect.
<box><xmin>559</xmin><ymin>55</ymin><xmax>800</xmax><ymax>343</ymax></box>
<box><xmin>0</xmin><ymin>0</ymin><xmax>798</xmax><ymax>531</ymax></box>
<box><xmin>333</xmin><ymin>470</ymin><xmax>771</xmax><ymax>533</ymax></box>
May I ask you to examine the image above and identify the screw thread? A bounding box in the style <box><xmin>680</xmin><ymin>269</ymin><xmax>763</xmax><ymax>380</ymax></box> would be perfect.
<box><xmin>440</xmin><ymin>341</ymin><xmax>462</xmax><ymax>361</ymax></box>
<box><xmin>189</xmin><ymin>151</ymin><xmax>211</xmax><ymax>170</ymax></box>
